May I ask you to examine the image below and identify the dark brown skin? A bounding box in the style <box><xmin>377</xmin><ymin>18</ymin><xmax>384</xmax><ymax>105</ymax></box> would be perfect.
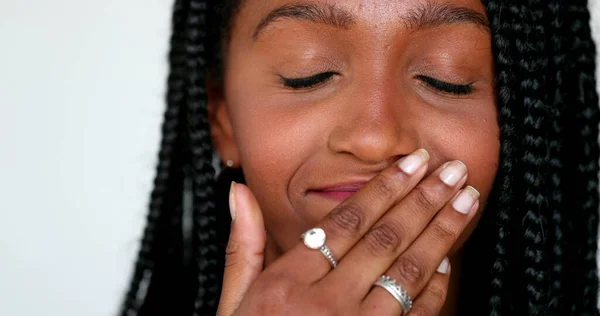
<box><xmin>209</xmin><ymin>0</ymin><xmax>500</xmax><ymax>315</ymax></box>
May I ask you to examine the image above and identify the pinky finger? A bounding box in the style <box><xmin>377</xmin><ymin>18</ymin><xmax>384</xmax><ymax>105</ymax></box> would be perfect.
<box><xmin>407</xmin><ymin>261</ymin><xmax>451</xmax><ymax>316</ymax></box>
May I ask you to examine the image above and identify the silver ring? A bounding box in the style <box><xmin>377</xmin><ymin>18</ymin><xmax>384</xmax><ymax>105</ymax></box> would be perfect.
<box><xmin>300</xmin><ymin>228</ymin><xmax>338</xmax><ymax>268</ymax></box>
<box><xmin>373</xmin><ymin>275</ymin><xmax>413</xmax><ymax>315</ymax></box>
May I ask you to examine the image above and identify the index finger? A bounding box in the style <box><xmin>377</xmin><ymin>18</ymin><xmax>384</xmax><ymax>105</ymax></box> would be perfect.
<box><xmin>270</xmin><ymin>149</ymin><xmax>430</xmax><ymax>282</ymax></box>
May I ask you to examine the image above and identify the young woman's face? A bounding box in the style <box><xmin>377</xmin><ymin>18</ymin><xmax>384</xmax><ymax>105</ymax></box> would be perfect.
<box><xmin>211</xmin><ymin>0</ymin><xmax>499</xmax><ymax>260</ymax></box>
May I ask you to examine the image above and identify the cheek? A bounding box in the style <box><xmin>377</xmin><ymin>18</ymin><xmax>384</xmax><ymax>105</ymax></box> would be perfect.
<box><xmin>226</xmin><ymin>91</ymin><xmax>329</xmax><ymax>231</ymax></box>
<box><xmin>438</xmin><ymin>118</ymin><xmax>499</xmax><ymax>191</ymax></box>
<box><xmin>231</xmin><ymin>109</ymin><xmax>298</xmax><ymax>208</ymax></box>
<box><xmin>425</xmin><ymin>110</ymin><xmax>500</xmax><ymax>253</ymax></box>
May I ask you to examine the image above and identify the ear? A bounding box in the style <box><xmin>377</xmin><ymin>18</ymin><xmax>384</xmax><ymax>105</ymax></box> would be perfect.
<box><xmin>207</xmin><ymin>82</ymin><xmax>240</xmax><ymax>168</ymax></box>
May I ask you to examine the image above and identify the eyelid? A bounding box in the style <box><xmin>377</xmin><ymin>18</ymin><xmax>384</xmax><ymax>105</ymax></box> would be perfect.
<box><xmin>278</xmin><ymin>69</ymin><xmax>474</xmax><ymax>93</ymax></box>
<box><xmin>276</xmin><ymin>58</ymin><xmax>343</xmax><ymax>79</ymax></box>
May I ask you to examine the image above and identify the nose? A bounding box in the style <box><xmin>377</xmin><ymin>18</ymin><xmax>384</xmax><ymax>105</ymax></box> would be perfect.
<box><xmin>327</xmin><ymin>82</ymin><xmax>417</xmax><ymax>164</ymax></box>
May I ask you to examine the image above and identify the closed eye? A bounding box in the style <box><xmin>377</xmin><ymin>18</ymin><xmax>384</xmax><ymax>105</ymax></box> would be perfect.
<box><xmin>280</xmin><ymin>72</ymin><xmax>473</xmax><ymax>95</ymax></box>
<box><xmin>415</xmin><ymin>75</ymin><xmax>474</xmax><ymax>95</ymax></box>
<box><xmin>280</xmin><ymin>72</ymin><xmax>337</xmax><ymax>89</ymax></box>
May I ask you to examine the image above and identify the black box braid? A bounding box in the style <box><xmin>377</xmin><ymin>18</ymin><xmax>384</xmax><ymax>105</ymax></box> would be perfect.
<box><xmin>185</xmin><ymin>0</ymin><xmax>222</xmax><ymax>315</ymax></box>
<box><xmin>563</xmin><ymin>1</ymin><xmax>600</xmax><ymax>314</ymax></box>
<box><xmin>121</xmin><ymin>0</ymin><xmax>196</xmax><ymax>315</ymax></box>
<box><xmin>545</xmin><ymin>0</ymin><xmax>568</xmax><ymax>313</ymax></box>
<box><xmin>459</xmin><ymin>1</ymin><xmax>600</xmax><ymax>315</ymax></box>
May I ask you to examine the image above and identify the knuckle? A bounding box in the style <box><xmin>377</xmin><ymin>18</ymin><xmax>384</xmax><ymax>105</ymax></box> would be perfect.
<box><xmin>311</xmin><ymin>288</ymin><xmax>351</xmax><ymax>316</ymax></box>
<box><xmin>253</xmin><ymin>292</ymin><xmax>286</xmax><ymax>314</ymax></box>
<box><xmin>254</xmin><ymin>273</ymin><xmax>284</xmax><ymax>292</ymax></box>
<box><xmin>408</xmin><ymin>305</ymin><xmax>435</xmax><ymax>316</ymax></box>
<box><xmin>251</xmin><ymin>277</ymin><xmax>291</xmax><ymax>313</ymax></box>
<box><xmin>411</xmin><ymin>185</ymin><xmax>438</xmax><ymax>212</ymax></box>
<box><xmin>224</xmin><ymin>239</ymin><xmax>242</xmax><ymax>268</ymax></box>
<box><xmin>425</xmin><ymin>282</ymin><xmax>448</xmax><ymax>303</ymax></box>
<box><xmin>429</xmin><ymin>220</ymin><xmax>460</xmax><ymax>242</ymax></box>
<box><xmin>393</xmin><ymin>255</ymin><xmax>426</xmax><ymax>286</ymax></box>
<box><xmin>326</xmin><ymin>202</ymin><xmax>366</xmax><ymax>237</ymax></box>
<box><xmin>364</xmin><ymin>221</ymin><xmax>404</xmax><ymax>256</ymax></box>
<box><xmin>311</xmin><ymin>299</ymin><xmax>332</xmax><ymax>316</ymax></box>
<box><xmin>371</xmin><ymin>173</ymin><xmax>397</xmax><ymax>200</ymax></box>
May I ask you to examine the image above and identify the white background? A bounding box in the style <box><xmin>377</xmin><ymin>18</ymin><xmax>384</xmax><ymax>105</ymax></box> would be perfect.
<box><xmin>0</xmin><ymin>1</ymin><xmax>599</xmax><ymax>315</ymax></box>
<box><xmin>0</xmin><ymin>1</ymin><xmax>170</xmax><ymax>315</ymax></box>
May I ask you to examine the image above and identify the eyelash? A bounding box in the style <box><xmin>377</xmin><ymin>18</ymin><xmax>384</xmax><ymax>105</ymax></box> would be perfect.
<box><xmin>281</xmin><ymin>72</ymin><xmax>474</xmax><ymax>95</ymax></box>
<box><xmin>281</xmin><ymin>72</ymin><xmax>337</xmax><ymax>89</ymax></box>
<box><xmin>414</xmin><ymin>75</ymin><xmax>474</xmax><ymax>95</ymax></box>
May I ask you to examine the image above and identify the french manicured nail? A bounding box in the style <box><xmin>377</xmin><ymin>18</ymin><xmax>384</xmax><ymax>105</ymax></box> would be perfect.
<box><xmin>398</xmin><ymin>149</ymin><xmax>429</xmax><ymax>175</ymax></box>
<box><xmin>452</xmin><ymin>186</ymin><xmax>480</xmax><ymax>214</ymax></box>
<box><xmin>229</xmin><ymin>181</ymin><xmax>237</xmax><ymax>221</ymax></box>
<box><xmin>437</xmin><ymin>257</ymin><xmax>450</xmax><ymax>274</ymax></box>
<box><xmin>439</xmin><ymin>160</ymin><xmax>467</xmax><ymax>186</ymax></box>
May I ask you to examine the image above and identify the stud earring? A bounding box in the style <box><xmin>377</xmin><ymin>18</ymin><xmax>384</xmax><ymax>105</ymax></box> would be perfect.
<box><xmin>226</xmin><ymin>160</ymin><xmax>234</xmax><ymax>168</ymax></box>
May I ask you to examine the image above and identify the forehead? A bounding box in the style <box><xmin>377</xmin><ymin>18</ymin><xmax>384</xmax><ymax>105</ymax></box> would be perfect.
<box><xmin>240</xmin><ymin>0</ymin><xmax>486</xmax><ymax>13</ymax></box>
<box><xmin>234</xmin><ymin>0</ymin><xmax>488</xmax><ymax>41</ymax></box>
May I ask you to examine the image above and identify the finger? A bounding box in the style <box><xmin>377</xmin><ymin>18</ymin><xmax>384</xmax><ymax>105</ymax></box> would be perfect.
<box><xmin>406</xmin><ymin>263</ymin><xmax>451</xmax><ymax>316</ymax></box>
<box><xmin>364</xmin><ymin>187</ymin><xmax>479</xmax><ymax>306</ymax></box>
<box><xmin>361</xmin><ymin>259</ymin><xmax>451</xmax><ymax>316</ymax></box>
<box><xmin>271</xmin><ymin>149</ymin><xmax>430</xmax><ymax>282</ymax></box>
<box><xmin>324</xmin><ymin>160</ymin><xmax>467</xmax><ymax>296</ymax></box>
<box><xmin>217</xmin><ymin>182</ymin><xmax>266</xmax><ymax>316</ymax></box>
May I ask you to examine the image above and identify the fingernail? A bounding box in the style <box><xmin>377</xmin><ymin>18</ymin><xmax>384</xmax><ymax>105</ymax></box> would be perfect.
<box><xmin>452</xmin><ymin>186</ymin><xmax>480</xmax><ymax>214</ymax></box>
<box><xmin>229</xmin><ymin>181</ymin><xmax>237</xmax><ymax>221</ymax></box>
<box><xmin>398</xmin><ymin>149</ymin><xmax>429</xmax><ymax>175</ymax></box>
<box><xmin>437</xmin><ymin>257</ymin><xmax>450</xmax><ymax>274</ymax></box>
<box><xmin>439</xmin><ymin>160</ymin><xmax>467</xmax><ymax>186</ymax></box>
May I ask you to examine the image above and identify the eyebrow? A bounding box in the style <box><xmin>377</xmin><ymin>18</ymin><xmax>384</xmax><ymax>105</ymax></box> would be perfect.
<box><xmin>253</xmin><ymin>2</ymin><xmax>489</xmax><ymax>40</ymax></box>
<box><xmin>403</xmin><ymin>2</ymin><xmax>490</xmax><ymax>32</ymax></box>
<box><xmin>253</xmin><ymin>3</ymin><xmax>356</xmax><ymax>39</ymax></box>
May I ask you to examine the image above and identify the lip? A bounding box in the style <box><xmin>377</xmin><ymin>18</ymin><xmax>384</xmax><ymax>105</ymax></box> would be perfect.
<box><xmin>307</xmin><ymin>181</ymin><xmax>369</xmax><ymax>201</ymax></box>
<box><xmin>314</xmin><ymin>182</ymin><xmax>368</xmax><ymax>192</ymax></box>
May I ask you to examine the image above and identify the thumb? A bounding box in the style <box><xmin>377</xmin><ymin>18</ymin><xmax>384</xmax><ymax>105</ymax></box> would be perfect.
<box><xmin>217</xmin><ymin>182</ymin><xmax>266</xmax><ymax>316</ymax></box>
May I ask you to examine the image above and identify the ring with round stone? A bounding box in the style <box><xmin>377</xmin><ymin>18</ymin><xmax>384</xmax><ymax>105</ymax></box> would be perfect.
<box><xmin>300</xmin><ymin>228</ymin><xmax>338</xmax><ymax>268</ymax></box>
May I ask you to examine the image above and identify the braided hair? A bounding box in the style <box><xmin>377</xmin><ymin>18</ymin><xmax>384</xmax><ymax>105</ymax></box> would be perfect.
<box><xmin>121</xmin><ymin>0</ymin><xmax>600</xmax><ymax>315</ymax></box>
